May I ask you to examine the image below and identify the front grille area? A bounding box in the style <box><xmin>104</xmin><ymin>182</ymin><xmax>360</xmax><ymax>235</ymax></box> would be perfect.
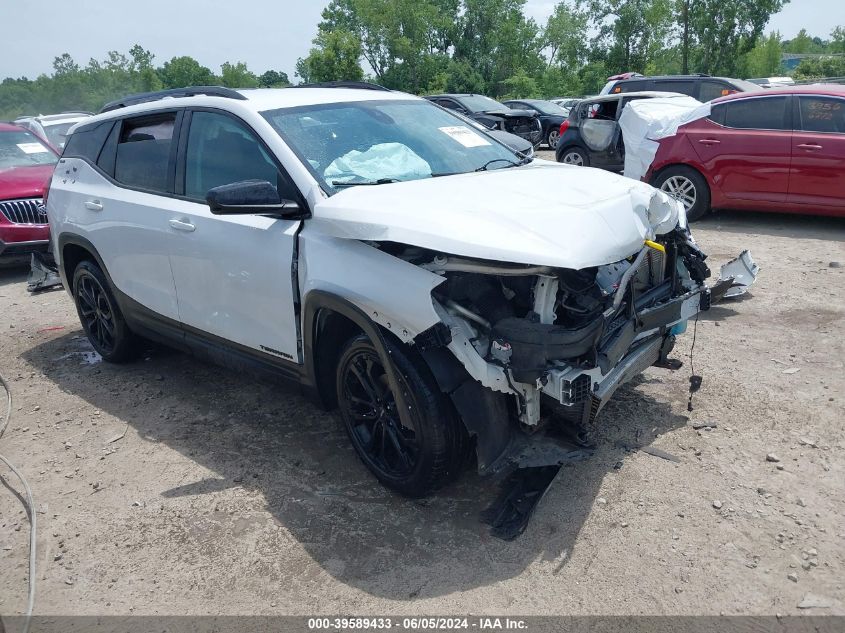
<box><xmin>561</xmin><ymin>374</ymin><xmax>592</xmax><ymax>405</ymax></box>
<box><xmin>0</xmin><ymin>198</ymin><xmax>48</xmax><ymax>225</ymax></box>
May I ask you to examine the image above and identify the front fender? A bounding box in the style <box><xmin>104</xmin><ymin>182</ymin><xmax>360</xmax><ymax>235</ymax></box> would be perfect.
<box><xmin>299</xmin><ymin>229</ymin><xmax>445</xmax><ymax>343</ymax></box>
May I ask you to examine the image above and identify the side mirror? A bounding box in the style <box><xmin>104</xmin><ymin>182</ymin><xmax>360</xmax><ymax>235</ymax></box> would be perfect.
<box><xmin>206</xmin><ymin>180</ymin><xmax>307</xmax><ymax>219</ymax></box>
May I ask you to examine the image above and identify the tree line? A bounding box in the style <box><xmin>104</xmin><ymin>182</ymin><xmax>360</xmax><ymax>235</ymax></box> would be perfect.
<box><xmin>0</xmin><ymin>45</ymin><xmax>289</xmax><ymax>120</ymax></box>
<box><xmin>297</xmin><ymin>0</ymin><xmax>844</xmax><ymax>97</ymax></box>
<box><xmin>2</xmin><ymin>0</ymin><xmax>844</xmax><ymax>119</ymax></box>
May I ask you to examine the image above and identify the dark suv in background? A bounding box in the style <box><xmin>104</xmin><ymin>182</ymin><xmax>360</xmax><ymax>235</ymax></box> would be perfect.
<box><xmin>601</xmin><ymin>74</ymin><xmax>761</xmax><ymax>101</ymax></box>
<box><xmin>424</xmin><ymin>94</ymin><xmax>543</xmax><ymax>146</ymax></box>
<box><xmin>554</xmin><ymin>91</ymin><xmax>689</xmax><ymax>170</ymax></box>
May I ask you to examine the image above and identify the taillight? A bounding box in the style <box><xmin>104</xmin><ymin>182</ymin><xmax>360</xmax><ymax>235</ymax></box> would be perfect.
<box><xmin>559</xmin><ymin>120</ymin><xmax>570</xmax><ymax>136</ymax></box>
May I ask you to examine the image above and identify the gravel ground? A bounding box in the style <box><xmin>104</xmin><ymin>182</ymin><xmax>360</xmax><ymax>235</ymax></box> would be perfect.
<box><xmin>1</xmin><ymin>205</ymin><xmax>844</xmax><ymax>617</ymax></box>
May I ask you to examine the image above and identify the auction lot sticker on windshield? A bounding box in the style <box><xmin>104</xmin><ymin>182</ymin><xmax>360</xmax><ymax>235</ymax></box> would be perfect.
<box><xmin>17</xmin><ymin>143</ymin><xmax>49</xmax><ymax>154</ymax></box>
<box><xmin>438</xmin><ymin>125</ymin><xmax>491</xmax><ymax>148</ymax></box>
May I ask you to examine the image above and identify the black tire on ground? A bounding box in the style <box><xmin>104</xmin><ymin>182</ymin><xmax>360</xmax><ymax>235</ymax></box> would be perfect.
<box><xmin>72</xmin><ymin>260</ymin><xmax>140</xmax><ymax>363</ymax></box>
<box><xmin>558</xmin><ymin>146</ymin><xmax>590</xmax><ymax>167</ymax></box>
<box><xmin>335</xmin><ymin>333</ymin><xmax>468</xmax><ymax>497</ymax></box>
<box><xmin>652</xmin><ymin>165</ymin><xmax>711</xmax><ymax>222</ymax></box>
<box><xmin>547</xmin><ymin>128</ymin><xmax>560</xmax><ymax>149</ymax></box>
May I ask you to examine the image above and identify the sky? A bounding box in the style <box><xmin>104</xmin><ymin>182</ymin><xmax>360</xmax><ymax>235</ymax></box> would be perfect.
<box><xmin>0</xmin><ymin>0</ymin><xmax>842</xmax><ymax>81</ymax></box>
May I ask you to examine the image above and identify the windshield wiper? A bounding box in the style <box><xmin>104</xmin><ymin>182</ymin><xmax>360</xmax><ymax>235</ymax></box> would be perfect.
<box><xmin>474</xmin><ymin>157</ymin><xmax>521</xmax><ymax>172</ymax></box>
<box><xmin>330</xmin><ymin>178</ymin><xmax>401</xmax><ymax>188</ymax></box>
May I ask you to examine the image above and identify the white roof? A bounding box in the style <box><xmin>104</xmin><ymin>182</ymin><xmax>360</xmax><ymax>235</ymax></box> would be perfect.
<box><xmin>78</xmin><ymin>87</ymin><xmax>421</xmax><ymax>129</ymax></box>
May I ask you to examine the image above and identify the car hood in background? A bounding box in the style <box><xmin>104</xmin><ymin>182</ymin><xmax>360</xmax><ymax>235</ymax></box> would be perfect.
<box><xmin>0</xmin><ymin>164</ymin><xmax>56</xmax><ymax>200</ymax></box>
<box><xmin>310</xmin><ymin>162</ymin><xmax>682</xmax><ymax>269</ymax></box>
<box><xmin>481</xmin><ymin>109</ymin><xmax>537</xmax><ymax>119</ymax></box>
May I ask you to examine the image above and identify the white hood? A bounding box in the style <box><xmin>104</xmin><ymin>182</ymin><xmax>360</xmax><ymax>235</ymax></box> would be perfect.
<box><xmin>309</xmin><ymin>162</ymin><xmax>681</xmax><ymax>269</ymax></box>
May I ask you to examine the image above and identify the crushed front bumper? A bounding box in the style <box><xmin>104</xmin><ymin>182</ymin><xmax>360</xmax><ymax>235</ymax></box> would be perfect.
<box><xmin>540</xmin><ymin>288</ymin><xmax>705</xmax><ymax>424</ymax></box>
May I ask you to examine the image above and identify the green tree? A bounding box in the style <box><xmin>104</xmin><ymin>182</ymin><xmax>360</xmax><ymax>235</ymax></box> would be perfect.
<box><xmin>742</xmin><ymin>31</ymin><xmax>783</xmax><ymax>77</ymax></box>
<box><xmin>296</xmin><ymin>29</ymin><xmax>364</xmax><ymax>83</ymax></box>
<box><xmin>588</xmin><ymin>0</ymin><xmax>674</xmax><ymax>75</ymax></box>
<box><xmin>542</xmin><ymin>1</ymin><xmax>588</xmax><ymax>71</ymax></box>
<box><xmin>220</xmin><ymin>61</ymin><xmax>259</xmax><ymax>88</ymax></box>
<box><xmin>158</xmin><ymin>56</ymin><xmax>216</xmax><ymax>88</ymax></box>
<box><xmin>258</xmin><ymin>70</ymin><xmax>290</xmax><ymax>87</ymax></box>
<box><xmin>783</xmin><ymin>28</ymin><xmax>821</xmax><ymax>54</ymax></box>
<box><xmin>831</xmin><ymin>26</ymin><xmax>845</xmax><ymax>54</ymax></box>
<box><xmin>794</xmin><ymin>55</ymin><xmax>845</xmax><ymax>79</ymax></box>
<box><xmin>676</xmin><ymin>0</ymin><xmax>788</xmax><ymax>76</ymax></box>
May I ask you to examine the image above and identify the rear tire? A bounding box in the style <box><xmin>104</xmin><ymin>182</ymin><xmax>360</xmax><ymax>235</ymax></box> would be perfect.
<box><xmin>559</xmin><ymin>146</ymin><xmax>590</xmax><ymax>167</ymax></box>
<box><xmin>653</xmin><ymin>165</ymin><xmax>711</xmax><ymax>222</ymax></box>
<box><xmin>72</xmin><ymin>261</ymin><xmax>139</xmax><ymax>363</ymax></box>
<box><xmin>335</xmin><ymin>334</ymin><xmax>468</xmax><ymax>497</ymax></box>
<box><xmin>547</xmin><ymin>128</ymin><xmax>560</xmax><ymax>149</ymax></box>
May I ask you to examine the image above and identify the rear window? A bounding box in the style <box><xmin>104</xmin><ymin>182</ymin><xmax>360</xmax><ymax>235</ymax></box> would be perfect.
<box><xmin>723</xmin><ymin>96</ymin><xmax>789</xmax><ymax>130</ymax></box>
<box><xmin>114</xmin><ymin>113</ymin><xmax>176</xmax><ymax>192</ymax></box>
<box><xmin>798</xmin><ymin>96</ymin><xmax>845</xmax><ymax>133</ymax></box>
<box><xmin>0</xmin><ymin>129</ymin><xmax>58</xmax><ymax>170</ymax></box>
<box><xmin>62</xmin><ymin>120</ymin><xmax>114</xmax><ymax>163</ymax></box>
<box><xmin>614</xmin><ymin>80</ymin><xmax>649</xmax><ymax>94</ymax></box>
<box><xmin>652</xmin><ymin>80</ymin><xmax>696</xmax><ymax>97</ymax></box>
<box><xmin>700</xmin><ymin>81</ymin><xmax>734</xmax><ymax>102</ymax></box>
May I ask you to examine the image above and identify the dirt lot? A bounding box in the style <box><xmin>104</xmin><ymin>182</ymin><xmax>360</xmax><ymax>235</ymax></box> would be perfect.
<box><xmin>1</xmin><ymin>208</ymin><xmax>844</xmax><ymax>617</ymax></box>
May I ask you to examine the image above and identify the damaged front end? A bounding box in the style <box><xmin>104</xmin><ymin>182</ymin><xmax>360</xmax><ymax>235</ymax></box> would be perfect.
<box><xmin>381</xmin><ymin>225</ymin><xmax>712</xmax><ymax>474</ymax></box>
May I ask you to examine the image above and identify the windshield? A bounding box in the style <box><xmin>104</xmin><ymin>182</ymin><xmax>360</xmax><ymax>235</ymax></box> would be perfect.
<box><xmin>0</xmin><ymin>130</ymin><xmax>58</xmax><ymax>170</ymax></box>
<box><xmin>262</xmin><ymin>99</ymin><xmax>524</xmax><ymax>194</ymax></box>
<box><xmin>528</xmin><ymin>101</ymin><xmax>568</xmax><ymax>116</ymax></box>
<box><xmin>43</xmin><ymin>122</ymin><xmax>77</xmax><ymax>149</ymax></box>
<box><xmin>456</xmin><ymin>94</ymin><xmax>507</xmax><ymax>112</ymax></box>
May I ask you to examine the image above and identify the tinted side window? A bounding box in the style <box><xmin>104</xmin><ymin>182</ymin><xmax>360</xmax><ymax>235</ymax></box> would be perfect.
<box><xmin>708</xmin><ymin>103</ymin><xmax>726</xmax><ymax>126</ymax></box>
<box><xmin>614</xmin><ymin>80</ymin><xmax>648</xmax><ymax>93</ymax></box>
<box><xmin>724</xmin><ymin>97</ymin><xmax>789</xmax><ymax>130</ymax></box>
<box><xmin>114</xmin><ymin>113</ymin><xmax>176</xmax><ymax>192</ymax></box>
<box><xmin>61</xmin><ymin>120</ymin><xmax>113</xmax><ymax>162</ymax></box>
<box><xmin>439</xmin><ymin>99</ymin><xmax>461</xmax><ymax>111</ymax></box>
<box><xmin>700</xmin><ymin>81</ymin><xmax>733</xmax><ymax>102</ymax></box>
<box><xmin>798</xmin><ymin>96</ymin><xmax>845</xmax><ymax>133</ymax></box>
<box><xmin>184</xmin><ymin>111</ymin><xmax>293</xmax><ymax>201</ymax></box>
<box><xmin>653</xmin><ymin>80</ymin><xmax>696</xmax><ymax>97</ymax></box>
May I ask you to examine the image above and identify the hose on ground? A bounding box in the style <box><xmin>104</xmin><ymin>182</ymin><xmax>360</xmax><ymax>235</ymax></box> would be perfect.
<box><xmin>0</xmin><ymin>370</ymin><xmax>36</xmax><ymax>633</ymax></box>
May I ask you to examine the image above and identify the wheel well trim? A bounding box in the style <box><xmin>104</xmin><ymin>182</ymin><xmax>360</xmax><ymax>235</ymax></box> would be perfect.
<box><xmin>302</xmin><ymin>290</ymin><xmax>412</xmax><ymax>418</ymax></box>
<box><xmin>56</xmin><ymin>233</ymin><xmax>112</xmax><ymax>294</ymax></box>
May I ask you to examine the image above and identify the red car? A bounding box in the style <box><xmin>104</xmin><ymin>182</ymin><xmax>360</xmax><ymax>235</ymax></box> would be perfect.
<box><xmin>646</xmin><ymin>85</ymin><xmax>845</xmax><ymax>220</ymax></box>
<box><xmin>0</xmin><ymin>123</ymin><xmax>58</xmax><ymax>260</ymax></box>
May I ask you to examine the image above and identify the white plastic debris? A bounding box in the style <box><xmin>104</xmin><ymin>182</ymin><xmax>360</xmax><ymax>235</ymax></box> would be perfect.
<box><xmin>619</xmin><ymin>96</ymin><xmax>711</xmax><ymax>182</ymax></box>
<box><xmin>717</xmin><ymin>250</ymin><xmax>760</xmax><ymax>298</ymax></box>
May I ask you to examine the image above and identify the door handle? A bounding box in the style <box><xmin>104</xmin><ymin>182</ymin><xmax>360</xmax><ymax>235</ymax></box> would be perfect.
<box><xmin>84</xmin><ymin>200</ymin><xmax>103</xmax><ymax>211</ymax></box>
<box><xmin>169</xmin><ymin>219</ymin><xmax>196</xmax><ymax>232</ymax></box>
<box><xmin>698</xmin><ymin>139</ymin><xmax>721</xmax><ymax>145</ymax></box>
<box><xmin>796</xmin><ymin>143</ymin><xmax>822</xmax><ymax>150</ymax></box>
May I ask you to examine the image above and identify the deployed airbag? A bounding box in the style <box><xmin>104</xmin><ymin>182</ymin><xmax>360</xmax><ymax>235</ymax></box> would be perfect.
<box><xmin>580</xmin><ymin>119</ymin><xmax>617</xmax><ymax>152</ymax></box>
<box><xmin>324</xmin><ymin>142</ymin><xmax>432</xmax><ymax>183</ymax></box>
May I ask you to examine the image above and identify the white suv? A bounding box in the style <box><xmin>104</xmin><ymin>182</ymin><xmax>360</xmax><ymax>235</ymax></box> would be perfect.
<box><xmin>48</xmin><ymin>84</ymin><xmax>712</xmax><ymax>497</ymax></box>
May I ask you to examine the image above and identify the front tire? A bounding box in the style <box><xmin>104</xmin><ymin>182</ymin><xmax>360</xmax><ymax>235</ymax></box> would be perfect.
<box><xmin>653</xmin><ymin>165</ymin><xmax>711</xmax><ymax>221</ymax></box>
<box><xmin>547</xmin><ymin>128</ymin><xmax>560</xmax><ymax>149</ymax></box>
<box><xmin>335</xmin><ymin>334</ymin><xmax>467</xmax><ymax>497</ymax></box>
<box><xmin>559</xmin><ymin>146</ymin><xmax>590</xmax><ymax>167</ymax></box>
<box><xmin>72</xmin><ymin>261</ymin><xmax>139</xmax><ymax>363</ymax></box>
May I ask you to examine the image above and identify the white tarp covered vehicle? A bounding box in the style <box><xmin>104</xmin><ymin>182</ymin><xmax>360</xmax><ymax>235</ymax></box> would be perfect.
<box><xmin>618</xmin><ymin>95</ymin><xmax>711</xmax><ymax>182</ymax></box>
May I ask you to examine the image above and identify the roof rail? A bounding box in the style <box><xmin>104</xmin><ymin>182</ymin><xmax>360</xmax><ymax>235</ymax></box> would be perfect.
<box><xmin>292</xmin><ymin>80</ymin><xmax>391</xmax><ymax>91</ymax></box>
<box><xmin>99</xmin><ymin>86</ymin><xmax>247</xmax><ymax>113</ymax></box>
